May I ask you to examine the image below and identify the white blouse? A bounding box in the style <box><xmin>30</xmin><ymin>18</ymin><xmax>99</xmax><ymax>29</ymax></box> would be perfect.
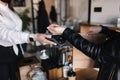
<box><xmin>0</xmin><ymin>4</ymin><xmax>30</xmax><ymax>55</ymax></box>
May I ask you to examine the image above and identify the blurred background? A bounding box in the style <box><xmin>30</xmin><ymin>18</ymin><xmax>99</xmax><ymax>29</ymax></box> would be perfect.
<box><xmin>14</xmin><ymin>0</ymin><xmax>120</xmax><ymax>80</ymax></box>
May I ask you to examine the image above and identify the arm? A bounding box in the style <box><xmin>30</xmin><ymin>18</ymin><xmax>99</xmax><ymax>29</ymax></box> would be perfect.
<box><xmin>0</xmin><ymin>23</ymin><xmax>56</xmax><ymax>45</ymax></box>
<box><xmin>0</xmin><ymin>23</ymin><xmax>29</xmax><ymax>44</ymax></box>
<box><xmin>61</xmin><ymin>28</ymin><xmax>102</xmax><ymax>60</ymax></box>
<box><xmin>48</xmin><ymin>24</ymin><xmax>120</xmax><ymax>62</ymax></box>
<box><xmin>99</xmin><ymin>25</ymin><xmax>120</xmax><ymax>39</ymax></box>
<box><xmin>62</xmin><ymin>28</ymin><xmax>120</xmax><ymax>62</ymax></box>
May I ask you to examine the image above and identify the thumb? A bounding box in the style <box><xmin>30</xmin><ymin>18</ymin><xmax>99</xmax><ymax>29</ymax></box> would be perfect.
<box><xmin>45</xmin><ymin>35</ymin><xmax>52</xmax><ymax>38</ymax></box>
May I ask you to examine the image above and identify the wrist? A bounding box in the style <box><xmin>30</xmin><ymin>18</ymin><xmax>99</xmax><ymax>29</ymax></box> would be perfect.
<box><xmin>59</xmin><ymin>26</ymin><xmax>66</xmax><ymax>34</ymax></box>
<box><xmin>61</xmin><ymin>28</ymin><xmax>66</xmax><ymax>34</ymax></box>
<box><xmin>33</xmin><ymin>33</ymin><xmax>39</xmax><ymax>41</ymax></box>
<box><xmin>29</xmin><ymin>34</ymin><xmax>36</xmax><ymax>42</ymax></box>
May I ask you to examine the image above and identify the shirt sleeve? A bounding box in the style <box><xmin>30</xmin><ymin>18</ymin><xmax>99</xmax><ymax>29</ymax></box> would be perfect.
<box><xmin>0</xmin><ymin>23</ymin><xmax>30</xmax><ymax>44</ymax></box>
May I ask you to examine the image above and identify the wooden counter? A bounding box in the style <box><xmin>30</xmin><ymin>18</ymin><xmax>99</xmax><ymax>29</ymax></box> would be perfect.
<box><xmin>48</xmin><ymin>67</ymin><xmax>99</xmax><ymax>80</ymax></box>
<box><xmin>75</xmin><ymin>68</ymin><xmax>99</xmax><ymax>80</ymax></box>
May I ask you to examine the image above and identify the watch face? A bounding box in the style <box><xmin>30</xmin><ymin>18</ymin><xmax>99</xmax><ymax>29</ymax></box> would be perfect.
<box><xmin>29</xmin><ymin>37</ymin><xmax>34</xmax><ymax>42</ymax></box>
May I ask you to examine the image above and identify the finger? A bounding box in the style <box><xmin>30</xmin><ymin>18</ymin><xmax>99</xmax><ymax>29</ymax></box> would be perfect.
<box><xmin>48</xmin><ymin>24</ymin><xmax>59</xmax><ymax>29</ymax></box>
<box><xmin>47</xmin><ymin>26</ymin><xmax>56</xmax><ymax>30</ymax></box>
<box><xmin>43</xmin><ymin>43</ymin><xmax>47</xmax><ymax>45</ymax></box>
<box><xmin>45</xmin><ymin>39</ymin><xmax>57</xmax><ymax>45</ymax></box>
<box><xmin>45</xmin><ymin>34</ymin><xmax>52</xmax><ymax>38</ymax></box>
<box><xmin>48</xmin><ymin>28</ymin><xmax>55</xmax><ymax>33</ymax></box>
<box><xmin>50</xmin><ymin>24</ymin><xmax>57</xmax><ymax>26</ymax></box>
<box><xmin>47</xmin><ymin>27</ymin><xmax>56</xmax><ymax>34</ymax></box>
<box><xmin>48</xmin><ymin>24</ymin><xmax>57</xmax><ymax>28</ymax></box>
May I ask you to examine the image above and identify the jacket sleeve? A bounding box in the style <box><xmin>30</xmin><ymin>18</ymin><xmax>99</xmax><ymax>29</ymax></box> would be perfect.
<box><xmin>61</xmin><ymin>28</ymin><xmax>103</xmax><ymax>60</ymax></box>
<box><xmin>100</xmin><ymin>25</ymin><xmax>120</xmax><ymax>39</ymax></box>
<box><xmin>61</xmin><ymin>28</ymin><xmax>120</xmax><ymax>62</ymax></box>
<box><xmin>0</xmin><ymin>23</ymin><xmax>29</xmax><ymax>44</ymax></box>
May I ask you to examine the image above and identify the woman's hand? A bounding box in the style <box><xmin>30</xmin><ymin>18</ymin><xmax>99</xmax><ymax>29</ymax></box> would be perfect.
<box><xmin>34</xmin><ymin>33</ymin><xmax>56</xmax><ymax>45</ymax></box>
<box><xmin>47</xmin><ymin>24</ymin><xmax>66</xmax><ymax>35</ymax></box>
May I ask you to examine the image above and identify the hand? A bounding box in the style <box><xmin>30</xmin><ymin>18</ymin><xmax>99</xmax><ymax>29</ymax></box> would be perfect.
<box><xmin>34</xmin><ymin>33</ymin><xmax>56</xmax><ymax>45</ymax></box>
<box><xmin>47</xmin><ymin>24</ymin><xmax>66</xmax><ymax>35</ymax></box>
<box><xmin>87</xmin><ymin>26</ymin><xmax>102</xmax><ymax>35</ymax></box>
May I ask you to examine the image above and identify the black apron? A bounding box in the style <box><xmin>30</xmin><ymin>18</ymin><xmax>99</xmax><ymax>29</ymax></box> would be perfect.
<box><xmin>0</xmin><ymin>45</ymin><xmax>23</xmax><ymax>80</ymax></box>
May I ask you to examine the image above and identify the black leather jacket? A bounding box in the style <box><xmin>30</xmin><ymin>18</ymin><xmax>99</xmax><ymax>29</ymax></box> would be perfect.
<box><xmin>61</xmin><ymin>27</ymin><xmax>120</xmax><ymax>80</ymax></box>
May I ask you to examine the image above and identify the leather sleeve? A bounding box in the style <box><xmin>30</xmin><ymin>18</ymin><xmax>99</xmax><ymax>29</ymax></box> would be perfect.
<box><xmin>61</xmin><ymin>28</ymin><xmax>103</xmax><ymax>61</ymax></box>
<box><xmin>61</xmin><ymin>28</ymin><xmax>120</xmax><ymax>63</ymax></box>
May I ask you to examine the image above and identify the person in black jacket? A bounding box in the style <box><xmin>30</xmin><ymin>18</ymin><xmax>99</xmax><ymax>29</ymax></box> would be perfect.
<box><xmin>47</xmin><ymin>24</ymin><xmax>120</xmax><ymax>80</ymax></box>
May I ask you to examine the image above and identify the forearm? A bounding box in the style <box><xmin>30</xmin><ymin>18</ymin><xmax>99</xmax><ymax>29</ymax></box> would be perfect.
<box><xmin>61</xmin><ymin>28</ymin><xmax>102</xmax><ymax>60</ymax></box>
<box><xmin>0</xmin><ymin>26</ymin><xmax>30</xmax><ymax>44</ymax></box>
<box><xmin>0</xmin><ymin>25</ymin><xmax>41</xmax><ymax>44</ymax></box>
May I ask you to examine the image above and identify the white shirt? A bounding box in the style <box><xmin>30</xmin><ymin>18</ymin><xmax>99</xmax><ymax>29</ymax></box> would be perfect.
<box><xmin>0</xmin><ymin>4</ymin><xmax>30</xmax><ymax>55</ymax></box>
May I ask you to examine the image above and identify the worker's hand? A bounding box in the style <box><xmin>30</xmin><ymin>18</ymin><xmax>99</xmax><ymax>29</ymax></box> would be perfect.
<box><xmin>47</xmin><ymin>24</ymin><xmax>66</xmax><ymax>35</ymax></box>
<box><xmin>87</xmin><ymin>26</ymin><xmax>102</xmax><ymax>35</ymax></box>
<box><xmin>34</xmin><ymin>33</ymin><xmax>56</xmax><ymax>45</ymax></box>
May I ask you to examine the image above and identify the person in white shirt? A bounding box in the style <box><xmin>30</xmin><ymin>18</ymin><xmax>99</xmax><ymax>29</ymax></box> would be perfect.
<box><xmin>0</xmin><ymin>0</ymin><xmax>56</xmax><ymax>80</ymax></box>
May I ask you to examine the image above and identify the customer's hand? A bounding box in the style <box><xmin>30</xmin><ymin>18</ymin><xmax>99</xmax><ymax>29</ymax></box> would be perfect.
<box><xmin>87</xmin><ymin>26</ymin><xmax>102</xmax><ymax>35</ymax></box>
<box><xmin>34</xmin><ymin>33</ymin><xmax>56</xmax><ymax>45</ymax></box>
<box><xmin>47</xmin><ymin>24</ymin><xmax>66</xmax><ymax>35</ymax></box>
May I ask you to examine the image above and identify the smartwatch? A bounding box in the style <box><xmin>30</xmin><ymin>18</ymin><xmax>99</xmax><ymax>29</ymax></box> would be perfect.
<box><xmin>29</xmin><ymin>34</ymin><xmax>35</xmax><ymax>42</ymax></box>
